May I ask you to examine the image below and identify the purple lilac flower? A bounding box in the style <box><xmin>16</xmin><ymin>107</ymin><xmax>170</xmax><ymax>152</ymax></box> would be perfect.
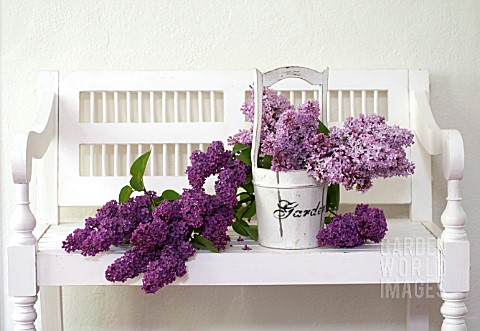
<box><xmin>62</xmin><ymin>193</ymin><xmax>156</xmax><ymax>256</ymax></box>
<box><xmin>237</xmin><ymin>236</ymin><xmax>244</xmax><ymax>242</ymax></box>
<box><xmin>214</xmin><ymin>159</ymin><xmax>249</xmax><ymax>207</ymax></box>
<box><xmin>228</xmin><ymin>87</ymin><xmax>293</xmax><ymax>155</ymax></box>
<box><xmin>228</xmin><ymin>128</ymin><xmax>253</xmax><ymax>146</ymax></box>
<box><xmin>186</xmin><ymin>141</ymin><xmax>231</xmax><ymax>190</ymax></box>
<box><xmin>105</xmin><ymin>248</ymin><xmax>161</xmax><ymax>283</ymax></box>
<box><xmin>354</xmin><ymin>204</ymin><xmax>387</xmax><ymax>243</ymax></box>
<box><xmin>317</xmin><ymin>204</ymin><xmax>388</xmax><ymax>248</ymax></box>
<box><xmin>142</xmin><ymin>243</ymin><xmax>195</xmax><ymax>293</ymax></box>
<box><xmin>307</xmin><ymin>114</ymin><xmax>415</xmax><ymax>192</ymax></box>
<box><xmin>317</xmin><ymin>213</ymin><xmax>365</xmax><ymax>248</ymax></box>
<box><xmin>242</xmin><ymin>245</ymin><xmax>252</xmax><ymax>251</ymax></box>
<box><xmin>271</xmin><ymin>100</ymin><xmax>319</xmax><ymax>171</ymax></box>
<box><xmin>201</xmin><ymin>204</ymin><xmax>234</xmax><ymax>250</ymax></box>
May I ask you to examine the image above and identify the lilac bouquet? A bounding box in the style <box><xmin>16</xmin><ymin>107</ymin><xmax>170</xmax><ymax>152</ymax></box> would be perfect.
<box><xmin>229</xmin><ymin>87</ymin><xmax>415</xmax><ymax>247</ymax></box>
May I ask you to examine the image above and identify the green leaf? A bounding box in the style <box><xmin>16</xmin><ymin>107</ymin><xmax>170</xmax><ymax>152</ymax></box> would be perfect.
<box><xmin>232</xmin><ymin>143</ymin><xmax>250</xmax><ymax>155</ymax></box>
<box><xmin>162</xmin><ymin>189</ymin><xmax>181</xmax><ymax>201</ymax></box>
<box><xmin>317</xmin><ymin>120</ymin><xmax>330</xmax><ymax>135</ymax></box>
<box><xmin>119</xmin><ymin>185</ymin><xmax>133</xmax><ymax>203</ymax></box>
<box><xmin>154</xmin><ymin>197</ymin><xmax>165</xmax><ymax>206</ymax></box>
<box><xmin>259</xmin><ymin>155</ymin><xmax>273</xmax><ymax>169</ymax></box>
<box><xmin>244</xmin><ymin>226</ymin><xmax>258</xmax><ymax>241</ymax></box>
<box><xmin>130</xmin><ymin>150</ymin><xmax>151</xmax><ymax>179</ymax></box>
<box><xmin>232</xmin><ymin>221</ymin><xmax>249</xmax><ymax>237</ymax></box>
<box><xmin>129</xmin><ymin>177</ymin><xmax>144</xmax><ymax>191</ymax></box>
<box><xmin>236</xmin><ymin>149</ymin><xmax>252</xmax><ymax>167</ymax></box>
<box><xmin>326</xmin><ymin>184</ymin><xmax>340</xmax><ymax>212</ymax></box>
<box><xmin>242</xmin><ymin>182</ymin><xmax>254</xmax><ymax>194</ymax></box>
<box><xmin>236</xmin><ymin>192</ymin><xmax>251</xmax><ymax>201</ymax></box>
<box><xmin>243</xmin><ymin>174</ymin><xmax>253</xmax><ymax>185</ymax></box>
<box><xmin>242</xmin><ymin>201</ymin><xmax>256</xmax><ymax>218</ymax></box>
<box><xmin>324</xmin><ymin>216</ymin><xmax>333</xmax><ymax>225</ymax></box>
<box><xmin>192</xmin><ymin>235</ymin><xmax>220</xmax><ymax>253</ymax></box>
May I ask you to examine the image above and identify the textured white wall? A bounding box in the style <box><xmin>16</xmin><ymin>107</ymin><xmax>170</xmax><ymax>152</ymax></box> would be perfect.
<box><xmin>1</xmin><ymin>1</ymin><xmax>479</xmax><ymax>330</ymax></box>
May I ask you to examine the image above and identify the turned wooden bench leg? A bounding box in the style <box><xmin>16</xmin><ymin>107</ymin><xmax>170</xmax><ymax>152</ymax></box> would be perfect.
<box><xmin>440</xmin><ymin>292</ymin><xmax>468</xmax><ymax>331</ymax></box>
<box><xmin>12</xmin><ymin>296</ymin><xmax>38</xmax><ymax>331</ymax></box>
<box><xmin>8</xmin><ymin>184</ymin><xmax>39</xmax><ymax>330</ymax></box>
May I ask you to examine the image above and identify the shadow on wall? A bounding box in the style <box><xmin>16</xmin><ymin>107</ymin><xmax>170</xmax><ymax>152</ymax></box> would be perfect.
<box><xmin>61</xmin><ymin>285</ymin><xmax>442</xmax><ymax>331</ymax></box>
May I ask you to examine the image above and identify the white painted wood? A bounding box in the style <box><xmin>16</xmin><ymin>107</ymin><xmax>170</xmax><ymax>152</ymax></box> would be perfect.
<box><xmin>440</xmin><ymin>292</ymin><xmax>468</xmax><ymax>330</ymax></box>
<box><xmin>406</xmin><ymin>283</ymin><xmax>429</xmax><ymax>331</ymax></box>
<box><xmin>12</xmin><ymin>296</ymin><xmax>38</xmax><ymax>331</ymax></box>
<box><xmin>36</xmin><ymin>72</ymin><xmax>59</xmax><ymax>225</ymax></box>
<box><xmin>40</xmin><ymin>287</ymin><xmax>63</xmax><ymax>331</ymax></box>
<box><xmin>338</xmin><ymin>90</ymin><xmax>343</xmax><ymax>121</ymax></box>
<box><xmin>37</xmin><ymin>219</ymin><xmax>438</xmax><ymax>286</ymax></box>
<box><xmin>361</xmin><ymin>90</ymin><xmax>367</xmax><ymax>114</ymax></box>
<box><xmin>409</xmin><ymin>71</ymin><xmax>433</xmax><ymax>222</ymax></box>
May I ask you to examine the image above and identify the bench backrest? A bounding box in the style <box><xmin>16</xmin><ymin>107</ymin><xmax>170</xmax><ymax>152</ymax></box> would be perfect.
<box><xmin>41</xmin><ymin>70</ymin><xmax>430</xmax><ymax>223</ymax></box>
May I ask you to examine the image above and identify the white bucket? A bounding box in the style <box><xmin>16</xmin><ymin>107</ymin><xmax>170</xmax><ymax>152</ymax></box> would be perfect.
<box><xmin>252</xmin><ymin>168</ymin><xmax>328</xmax><ymax>249</ymax></box>
<box><xmin>250</xmin><ymin>67</ymin><xmax>329</xmax><ymax>249</ymax></box>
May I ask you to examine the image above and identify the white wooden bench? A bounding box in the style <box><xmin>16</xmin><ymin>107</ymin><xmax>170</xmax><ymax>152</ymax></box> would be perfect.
<box><xmin>8</xmin><ymin>70</ymin><xmax>469</xmax><ymax>330</ymax></box>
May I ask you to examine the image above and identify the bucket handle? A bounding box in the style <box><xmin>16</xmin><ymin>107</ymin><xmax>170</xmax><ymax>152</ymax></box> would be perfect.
<box><xmin>251</xmin><ymin>66</ymin><xmax>329</xmax><ymax>168</ymax></box>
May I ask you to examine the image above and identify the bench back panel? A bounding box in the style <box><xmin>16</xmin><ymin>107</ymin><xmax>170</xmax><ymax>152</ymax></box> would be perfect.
<box><xmin>58</xmin><ymin>70</ymin><xmax>415</xmax><ymax>210</ymax></box>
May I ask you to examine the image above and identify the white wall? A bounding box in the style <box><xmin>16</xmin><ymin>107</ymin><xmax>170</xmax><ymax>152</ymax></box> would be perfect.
<box><xmin>1</xmin><ymin>1</ymin><xmax>479</xmax><ymax>330</ymax></box>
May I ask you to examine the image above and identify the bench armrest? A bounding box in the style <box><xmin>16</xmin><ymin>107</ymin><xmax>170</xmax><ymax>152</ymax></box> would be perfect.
<box><xmin>411</xmin><ymin>90</ymin><xmax>464</xmax><ymax>181</ymax></box>
<box><xmin>11</xmin><ymin>92</ymin><xmax>56</xmax><ymax>184</ymax></box>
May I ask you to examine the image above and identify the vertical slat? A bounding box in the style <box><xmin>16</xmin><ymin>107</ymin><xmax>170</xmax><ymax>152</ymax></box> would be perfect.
<box><xmin>374</xmin><ymin>90</ymin><xmax>379</xmax><ymax>114</ymax></box>
<box><xmin>338</xmin><ymin>90</ymin><xmax>343</xmax><ymax>121</ymax></box>
<box><xmin>113</xmin><ymin>92</ymin><xmax>119</xmax><ymax>177</ymax></box>
<box><xmin>174</xmin><ymin>143</ymin><xmax>180</xmax><ymax>176</ymax></box>
<box><xmin>326</xmin><ymin>91</ymin><xmax>331</xmax><ymax>123</ymax></box>
<box><xmin>186</xmin><ymin>91</ymin><xmax>191</xmax><ymax>123</ymax></box>
<box><xmin>210</xmin><ymin>91</ymin><xmax>215</xmax><ymax>122</ymax></box>
<box><xmin>89</xmin><ymin>145</ymin><xmax>94</xmax><ymax>176</ymax></box>
<box><xmin>198</xmin><ymin>91</ymin><xmax>203</xmax><ymax>122</ymax></box>
<box><xmin>187</xmin><ymin>143</ymin><xmax>192</xmax><ymax>166</ymax></box>
<box><xmin>314</xmin><ymin>90</ymin><xmax>318</xmax><ymax>100</ymax></box>
<box><xmin>102</xmin><ymin>92</ymin><xmax>107</xmax><ymax>123</ymax></box>
<box><xmin>126</xmin><ymin>92</ymin><xmax>131</xmax><ymax>123</ymax></box>
<box><xmin>150</xmin><ymin>91</ymin><xmax>154</xmax><ymax>123</ymax></box>
<box><xmin>301</xmin><ymin>91</ymin><xmax>306</xmax><ymax>103</ymax></box>
<box><xmin>162</xmin><ymin>144</ymin><xmax>167</xmax><ymax>176</ymax></box>
<box><xmin>89</xmin><ymin>92</ymin><xmax>95</xmax><ymax>176</ymax></box>
<box><xmin>361</xmin><ymin>90</ymin><xmax>367</xmax><ymax>115</ymax></box>
<box><xmin>101</xmin><ymin>144</ymin><xmax>107</xmax><ymax>176</ymax></box>
<box><xmin>289</xmin><ymin>91</ymin><xmax>294</xmax><ymax>105</ymax></box>
<box><xmin>114</xmin><ymin>92</ymin><xmax>119</xmax><ymax>123</ymax></box>
<box><xmin>126</xmin><ymin>144</ymin><xmax>131</xmax><ymax>176</ymax></box>
<box><xmin>350</xmin><ymin>90</ymin><xmax>355</xmax><ymax>117</ymax></box>
<box><xmin>138</xmin><ymin>91</ymin><xmax>143</xmax><ymax>123</ymax></box>
<box><xmin>162</xmin><ymin>91</ymin><xmax>167</xmax><ymax>123</ymax></box>
<box><xmin>90</xmin><ymin>91</ymin><xmax>95</xmax><ymax>123</ymax></box>
<box><xmin>199</xmin><ymin>143</ymin><xmax>205</xmax><ymax>151</ymax></box>
<box><xmin>150</xmin><ymin>144</ymin><xmax>155</xmax><ymax>176</ymax></box>
<box><xmin>102</xmin><ymin>92</ymin><xmax>107</xmax><ymax>176</ymax></box>
<box><xmin>113</xmin><ymin>145</ymin><xmax>118</xmax><ymax>176</ymax></box>
<box><xmin>174</xmin><ymin>91</ymin><xmax>179</xmax><ymax>123</ymax></box>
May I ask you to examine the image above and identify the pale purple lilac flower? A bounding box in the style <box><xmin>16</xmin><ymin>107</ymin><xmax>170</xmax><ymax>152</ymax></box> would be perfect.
<box><xmin>271</xmin><ymin>99</ymin><xmax>319</xmax><ymax>171</ymax></box>
<box><xmin>306</xmin><ymin>114</ymin><xmax>415</xmax><ymax>192</ymax></box>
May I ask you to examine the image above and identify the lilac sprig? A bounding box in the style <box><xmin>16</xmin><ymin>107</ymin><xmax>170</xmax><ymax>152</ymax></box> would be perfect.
<box><xmin>317</xmin><ymin>204</ymin><xmax>387</xmax><ymax>248</ymax></box>
<box><xmin>306</xmin><ymin>114</ymin><xmax>415</xmax><ymax>192</ymax></box>
<box><xmin>64</xmin><ymin>141</ymin><xmax>248</xmax><ymax>294</ymax></box>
